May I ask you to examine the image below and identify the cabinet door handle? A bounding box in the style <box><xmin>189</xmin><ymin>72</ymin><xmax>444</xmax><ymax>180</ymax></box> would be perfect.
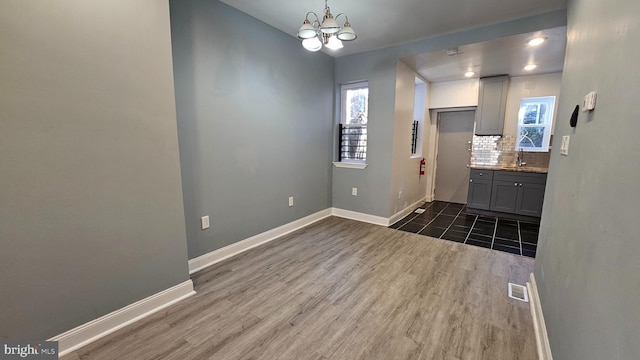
<box><xmin>470</xmin><ymin>179</ymin><xmax>473</xmax><ymax>183</ymax></box>
<box><xmin>514</xmin><ymin>183</ymin><xmax>518</xmax><ymax>186</ymax></box>
<box><xmin>519</xmin><ymin>183</ymin><xmax>523</xmax><ymax>187</ymax></box>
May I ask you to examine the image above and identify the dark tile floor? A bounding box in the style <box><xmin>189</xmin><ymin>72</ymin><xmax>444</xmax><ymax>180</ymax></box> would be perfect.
<box><xmin>389</xmin><ymin>201</ymin><xmax>540</xmax><ymax>258</ymax></box>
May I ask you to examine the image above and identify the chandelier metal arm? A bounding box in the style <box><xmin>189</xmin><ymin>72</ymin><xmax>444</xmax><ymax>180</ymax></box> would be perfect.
<box><xmin>305</xmin><ymin>11</ymin><xmax>321</xmax><ymax>26</ymax></box>
<box><xmin>334</xmin><ymin>13</ymin><xmax>349</xmax><ymax>23</ymax></box>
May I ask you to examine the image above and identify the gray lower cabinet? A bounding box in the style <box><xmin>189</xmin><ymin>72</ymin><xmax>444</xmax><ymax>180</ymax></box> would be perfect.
<box><xmin>467</xmin><ymin>169</ymin><xmax>493</xmax><ymax>210</ymax></box>
<box><xmin>516</xmin><ymin>182</ymin><xmax>547</xmax><ymax>217</ymax></box>
<box><xmin>468</xmin><ymin>169</ymin><xmax>547</xmax><ymax>217</ymax></box>
<box><xmin>490</xmin><ymin>180</ymin><xmax>519</xmax><ymax>213</ymax></box>
<box><xmin>489</xmin><ymin>171</ymin><xmax>547</xmax><ymax>217</ymax></box>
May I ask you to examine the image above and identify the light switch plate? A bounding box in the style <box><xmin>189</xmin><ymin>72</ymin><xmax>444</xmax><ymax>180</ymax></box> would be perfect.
<box><xmin>201</xmin><ymin>216</ymin><xmax>210</xmax><ymax>230</ymax></box>
<box><xmin>560</xmin><ymin>135</ymin><xmax>570</xmax><ymax>156</ymax></box>
<box><xmin>288</xmin><ymin>196</ymin><xmax>294</xmax><ymax>207</ymax></box>
<box><xmin>583</xmin><ymin>91</ymin><xmax>597</xmax><ymax>112</ymax></box>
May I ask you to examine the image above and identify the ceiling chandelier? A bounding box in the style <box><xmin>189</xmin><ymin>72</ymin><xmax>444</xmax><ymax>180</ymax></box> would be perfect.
<box><xmin>297</xmin><ymin>0</ymin><xmax>357</xmax><ymax>52</ymax></box>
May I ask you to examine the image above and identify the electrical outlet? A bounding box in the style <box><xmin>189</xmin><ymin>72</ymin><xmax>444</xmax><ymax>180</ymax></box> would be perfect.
<box><xmin>398</xmin><ymin>190</ymin><xmax>402</xmax><ymax>199</ymax></box>
<box><xmin>352</xmin><ymin>187</ymin><xmax>358</xmax><ymax>196</ymax></box>
<box><xmin>201</xmin><ymin>215</ymin><xmax>210</xmax><ymax>230</ymax></box>
<box><xmin>288</xmin><ymin>196</ymin><xmax>294</xmax><ymax>207</ymax></box>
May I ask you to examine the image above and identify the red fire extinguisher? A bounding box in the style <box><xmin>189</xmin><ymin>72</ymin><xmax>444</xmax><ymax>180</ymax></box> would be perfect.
<box><xmin>420</xmin><ymin>158</ymin><xmax>426</xmax><ymax>176</ymax></box>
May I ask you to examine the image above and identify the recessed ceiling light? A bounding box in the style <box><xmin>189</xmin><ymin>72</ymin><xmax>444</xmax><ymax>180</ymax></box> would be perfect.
<box><xmin>464</xmin><ymin>71</ymin><xmax>475</xmax><ymax>77</ymax></box>
<box><xmin>527</xmin><ymin>37</ymin><xmax>547</xmax><ymax>46</ymax></box>
<box><xmin>446</xmin><ymin>47</ymin><xmax>459</xmax><ymax>56</ymax></box>
<box><xmin>524</xmin><ymin>64</ymin><xmax>537</xmax><ymax>71</ymax></box>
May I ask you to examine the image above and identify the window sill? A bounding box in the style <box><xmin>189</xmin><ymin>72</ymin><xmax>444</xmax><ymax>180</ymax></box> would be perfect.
<box><xmin>517</xmin><ymin>148</ymin><xmax>551</xmax><ymax>153</ymax></box>
<box><xmin>333</xmin><ymin>162</ymin><xmax>368</xmax><ymax>169</ymax></box>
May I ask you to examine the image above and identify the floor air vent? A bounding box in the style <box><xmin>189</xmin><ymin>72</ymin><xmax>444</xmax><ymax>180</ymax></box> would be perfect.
<box><xmin>508</xmin><ymin>283</ymin><xmax>529</xmax><ymax>302</ymax></box>
<box><xmin>414</xmin><ymin>208</ymin><xmax>425</xmax><ymax>214</ymax></box>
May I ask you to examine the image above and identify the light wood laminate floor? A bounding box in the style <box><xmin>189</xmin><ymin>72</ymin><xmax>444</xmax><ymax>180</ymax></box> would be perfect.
<box><xmin>62</xmin><ymin>217</ymin><xmax>536</xmax><ymax>360</ymax></box>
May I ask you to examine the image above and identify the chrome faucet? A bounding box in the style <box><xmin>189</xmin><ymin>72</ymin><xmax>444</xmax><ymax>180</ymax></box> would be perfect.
<box><xmin>517</xmin><ymin>148</ymin><xmax>527</xmax><ymax>167</ymax></box>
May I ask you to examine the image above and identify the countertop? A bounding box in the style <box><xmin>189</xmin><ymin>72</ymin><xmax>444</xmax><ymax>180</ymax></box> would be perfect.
<box><xmin>469</xmin><ymin>164</ymin><xmax>548</xmax><ymax>174</ymax></box>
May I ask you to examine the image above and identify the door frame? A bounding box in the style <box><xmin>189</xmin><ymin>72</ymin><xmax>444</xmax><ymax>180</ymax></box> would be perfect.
<box><xmin>424</xmin><ymin>107</ymin><xmax>477</xmax><ymax>202</ymax></box>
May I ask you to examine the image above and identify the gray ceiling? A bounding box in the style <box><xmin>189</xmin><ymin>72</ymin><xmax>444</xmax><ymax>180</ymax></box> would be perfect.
<box><xmin>220</xmin><ymin>0</ymin><xmax>568</xmax><ymax>82</ymax></box>
<box><xmin>220</xmin><ymin>0</ymin><xmax>567</xmax><ymax>56</ymax></box>
<box><xmin>403</xmin><ymin>26</ymin><xmax>567</xmax><ymax>82</ymax></box>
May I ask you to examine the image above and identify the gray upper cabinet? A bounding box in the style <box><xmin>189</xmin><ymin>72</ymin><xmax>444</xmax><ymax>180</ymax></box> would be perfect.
<box><xmin>475</xmin><ymin>76</ymin><xmax>509</xmax><ymax>135</ymax></box>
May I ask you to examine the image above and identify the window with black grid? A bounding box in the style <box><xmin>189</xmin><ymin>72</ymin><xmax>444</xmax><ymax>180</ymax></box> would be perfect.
<box><xmin>339</xmin><ymin>124</ymin><xmax>367</xmax><ymax>162</ymax></box>
<box><xmin>411</xmin><ymin>120</ymin><xmax>419</xmax><ymax>155</ymax></box>
<box><xmin>339</xmin><ymin>81</ymin><xmax>368</xmax><ymax>163</ymax></box>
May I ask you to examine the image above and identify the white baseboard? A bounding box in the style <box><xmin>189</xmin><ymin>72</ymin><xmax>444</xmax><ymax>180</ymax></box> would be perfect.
<box><xmin>46</xmin><ymin>202</ymin><xmax>434</xmax><ymax>357</ymax></box>
<box><xmin>188</xmin><ymin>209</ymin><xmax>332</xmax><ymax>274</ymax></box>
<box><xmin>388</xmin><ymin>197</ymin><xmax>426</xmax><ymax>226</ymax></box>
<box><xmin>527</xmin><ymin>273</ymin><xmax>553</xmax><ymax>360</ymax></box>
<box><xmin>189</xmin><ymin>207</ymin><xmax>396</xmax><ymax>275</ymax></box>
<box><xmin>50</xmin><ymin>280</ymin><xmax>195</xmax><ymax>356</ymax></box>
<box><xmin>331</xmin><ymin>207</ymin><xmax>390</xmax><ymax>226</ymax></box>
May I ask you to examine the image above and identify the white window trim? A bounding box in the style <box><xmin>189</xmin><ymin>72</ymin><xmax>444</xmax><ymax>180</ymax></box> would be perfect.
<box><xmin>338</xmin><ymin>81</ymin><xmax>369</xmax><ymax>165</ymax></box>
<box><xmin>332</xmin><ymin>162</ymin><xmax>368</xmax><ymax>169</ymax></box>
<box><xmin>411</xmin><ymin>79</ymin><xmax>427</xmax><ymax>157</ymax></box>
<box><xmin>516</xmin><ymin>96</ymin><xmax>556</xmax><ymax>152</ymax></box>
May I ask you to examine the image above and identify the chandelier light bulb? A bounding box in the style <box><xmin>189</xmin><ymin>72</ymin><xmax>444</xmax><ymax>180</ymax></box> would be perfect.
<box><xmin>302</xmin><ymin>36</ymin><xmax>322</xmax><ymax>52</ymax></box>
<box><xmin>326</xmin><ymin>35</ymin><xmax>343</xmax><ymax>50</ymax></box>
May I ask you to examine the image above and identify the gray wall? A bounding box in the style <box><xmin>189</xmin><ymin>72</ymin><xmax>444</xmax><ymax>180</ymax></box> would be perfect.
<box><xmin>389</xmin><ymin>61</ymin><xmax>427</xmax><ymax>216</ymax></box>
<box><xmin>169</xmin><ymin>0</ymin><xmax>334</xmax><ymax>259</ymax></box>
<box><xmin>332</xmin><ymin>56</ymin><xmax>398</xmax><ymax>217</ymax></box>
<box><xmin>0</xmin><ymin>0</ymin><xmax>190</xmax><ymax>340</ymax></box>
<box><xmin>333</xmin><ymin>10</ymin><xmax>567</xmax><ymax>218</ymax></box>
<box><xmin>535</xmin><ymin>0</ymin><xmax>640</xmax><ymax>358</ymax></box>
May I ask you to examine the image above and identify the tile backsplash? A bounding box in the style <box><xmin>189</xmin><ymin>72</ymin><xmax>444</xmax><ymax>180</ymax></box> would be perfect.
<box><xmin>470</xmin><ymin>134</ymin><xmax>551</xmax><ymax>168</ymax></box>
